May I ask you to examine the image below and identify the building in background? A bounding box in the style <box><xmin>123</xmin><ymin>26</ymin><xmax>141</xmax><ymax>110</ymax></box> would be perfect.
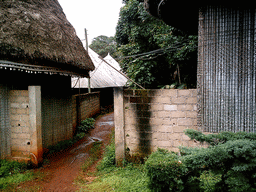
<box><xmin>72</xmin><ymin>48</ymin><xmax>127</xmax><ymax>108</ymax></box>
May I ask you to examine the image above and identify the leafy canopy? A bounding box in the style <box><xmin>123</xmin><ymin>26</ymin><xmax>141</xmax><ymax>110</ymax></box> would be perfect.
<box><xmin>89</xmin><ymin>35</ymin><xmax>118</xmax><ymax>59</ymax></box>
<box><xmin>116</xmin><ymin>0</ymin><xmax>197</xmax><ymax>89</ymax></box>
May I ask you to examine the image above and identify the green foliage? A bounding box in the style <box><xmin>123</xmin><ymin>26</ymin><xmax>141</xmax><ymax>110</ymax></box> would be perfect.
<box><xmin>144</xmin><ymin>148</ymin><xmax>187</xmax><ymax>191</ymax></box>
<box><xmin>199</xmin><ymin>171</ymin><xmax>222</xmax><ymax>192</ymax></box>
<box><xmin>181</xmin><ymin>132</ymin><xmax>256</xmax><ymax>191</ymax></box>
<box><xmin>184</xmin><ymin>129</ymin><xmax>256</xmax><ymax>146</ymax></box>
<box><xmin>0</xmin><ymin>160</ymin><xmax>27</xmax><ymax>178</ymax></box>
<box><xmin>78</xmin><ymin>118</ymin><xmax>95</xmax><ymax>133</ymax></box>
<box><xmin>89</xmin><ymin>35</ymin><xmax>120</xmax><ymax>60</ymax></box>
<box><xmin>85</xmin><ymin>165</ymin><xmax>150</xmax><ymax>192</ymax></box>
<box><xmin>0</xmin><ymin>160</ymin><xmax>32</xmax><ymax>189</ymax></box>
<box><xmin>116</xmin><ymin>0</ymin><xmax>197</xmax><ymax>89</ymax></box>
<box><xmin>97</xmin><ymin>131</ymin><xmax>115</xmax><ymax>171</ymax></box>
<box><xmin>81</xmin><ymin>141</ymin><xmax>102</xmax><ymax>172</ymax></box>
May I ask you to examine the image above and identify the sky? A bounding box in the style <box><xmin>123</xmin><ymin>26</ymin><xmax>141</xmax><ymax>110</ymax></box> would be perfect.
<box><xmin>58</xmin><ymin>0</ymin><xmax>124</xmax><ymax>45</ymax></box>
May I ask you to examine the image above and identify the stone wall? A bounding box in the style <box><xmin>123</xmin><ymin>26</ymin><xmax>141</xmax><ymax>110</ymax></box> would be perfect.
<box><xmin>115</xmin><ymin>89</ymin><xmax>205</xmax><ymax>161</ymax></box>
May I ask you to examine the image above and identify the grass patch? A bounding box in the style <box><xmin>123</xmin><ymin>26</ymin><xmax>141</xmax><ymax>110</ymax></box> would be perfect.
<box><xmin>0</xmin><ymin>159</ymin><xmax>43</xmax><ymax>191</ymax></box>
<box><xmin>81</xmin><ymin>141</ymin><xmax>103</xmax><ymax>172</ymax></box>
<box><xmin>85</xmin><ymin>165</ymin><xmax>150</xmax><ymax>192</ymax></box>
<box><xmin>78</xmin><ymin>130</ymin><xmax>151</xmax><ymax>192</ymax></box>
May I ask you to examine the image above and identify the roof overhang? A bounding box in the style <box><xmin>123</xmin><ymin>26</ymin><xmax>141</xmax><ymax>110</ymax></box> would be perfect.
<box><xmin>0</xmin><ymin>60</ymin><xmax>88</xmax><ymax>77</ymax></box>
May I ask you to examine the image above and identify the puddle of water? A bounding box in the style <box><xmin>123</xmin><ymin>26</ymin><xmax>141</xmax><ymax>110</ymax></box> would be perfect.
<box><xmin>69</xmin><ymin>137</ymin><xmax>102</xmax><ymax>154</ymax></box>
<box><xmin>98</xmin><ymin>121</ymin><xmax>114</xmax><ymax>126</ymax></box>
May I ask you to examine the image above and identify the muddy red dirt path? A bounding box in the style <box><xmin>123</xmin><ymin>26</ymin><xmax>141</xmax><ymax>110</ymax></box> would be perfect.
<box><xmin>18</xmin><ymin>112</ymin><xmax>114</xmax><ymax>192</ymax></box>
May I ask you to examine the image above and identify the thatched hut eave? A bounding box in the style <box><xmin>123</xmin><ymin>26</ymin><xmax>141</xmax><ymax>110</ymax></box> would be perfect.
<box><xmin>0</xmin><ymin>0</ymin><xmax>94</xmax><ymax>76</ymax></box>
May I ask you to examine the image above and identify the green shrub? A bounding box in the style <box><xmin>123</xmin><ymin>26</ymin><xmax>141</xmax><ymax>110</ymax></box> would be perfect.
<box><xmin>0</xmin><ymin>159</ymin><xmax>30</xmax><ymax>189</ymax></box>
<box><xmin>184</xmin><ymin>129</ymin><xmax>256</xmax><ymax>146</ymax></box>
<box><xmin>78</xmin><ymin>118</ymin><xmax>95</xmax><ymax>133</ymax></box>
<box><xmin>144</xmin><ymin>148</ymin><xmax>187</xmax><ymax>192</ymax></box>
<box><xmin>0</xmin><ymin>160</ymin><xmax>27</xmax><ymax>178</ymax></box>
<box><xmin>181</xmin><ymin>139</ymin><xmax>256</xmax><ymax>191</ymax></box>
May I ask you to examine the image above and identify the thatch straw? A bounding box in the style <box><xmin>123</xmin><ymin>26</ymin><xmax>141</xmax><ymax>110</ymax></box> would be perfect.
<box><xmin>0</xmin><ymin>0</ymin><xmax>94</xmax><ymax>77</ymax></box>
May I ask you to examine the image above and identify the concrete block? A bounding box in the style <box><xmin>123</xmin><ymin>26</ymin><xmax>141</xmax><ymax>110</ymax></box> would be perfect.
<box><xmin>157</xmin><ymin>140</ymin><xmax>172</xmax><ymax>147</ymax></box>
<box><xmin>177</xmin><ymin>118</ymin><xmax>194</xmax><ymax>126</ymax></box>
<box><xmin>150</xmin><ymin>104</ymin><xmax>164</xmax><ymax>111</ymax></box>
<box><xmin>157</xmin><ymin>111</ymin><xmax>170</xmax><ymax>118</ymax></box>
<box><xmin>161</xmin><ymin>89</ymin><xmax>177</xmax><ymax>97</ymax></box>
<box><xmin>124</xmin><ymin>89</ymin><xmax>134</xmax><ymax>96</ymax></box>
<box><xmin>185</xmin><ymin>111</ymin><xmax>197</xmax><ymax>118</ymax></box>
<box><xmin>171</xmin><ymin>96</ymin><xmax>187</xmax><ymax>104</ymax></box>
<box><xmin>177</xmin><ymin>89</ymin><xmax>192</xmax><ymax>97</ymax></box>
<box><xmin>11</xmin><ymin>133</ymin><xmax>30</xmax><ymax>139</ymax></box>
<box><xmin>170</xmin><ymin>111</ymin><xmax>186</xmax><ymax>118</ymax></box>
<box><xmin>172</xmin><ymin>126</ymin><xmax>188</xmax><ymax>133</ymax></box>
<box><xmin>21</xmin><ymin>103</ymin><xmax>29</xmax><ymax>109</ymax></box>
<box><xmin>158</xmin><ymin>125</ymin><xmax>173</xmax><ymax>133</ymax></box>
<box><xmin>153</xmin><ymin>96</ymin><xmax>170</xmax><ymax>104</ymax></box>
<box><xmin>186</xmin><ymin>97</ymin><xmax>197</xmax><ymax>104</ymax></box>
<box><xmin>164</xmin><ymin>104</ymin><xmax>177</xmax><ymax>111</ymax></box>
<box><xmin>191</xmin><ymin>89</ymin><xmax>197</xmax><ymax>97</ymax></box>
<box><xmin>177</xmin><ymin>105</ymin><xmax>194</xmax><ymax>111</ymax></box>
<box><xmin>170</xmin><ymin>133</ymin><xmax>181</xmax><ymax>140</ymax></box>
<box><xmin>10</xmin><ymin>103</ymin><xmax>21</xmax><ymax>109</ymax></box>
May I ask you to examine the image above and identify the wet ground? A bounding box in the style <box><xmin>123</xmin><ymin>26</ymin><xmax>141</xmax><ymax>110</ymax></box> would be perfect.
<box><xmin>17</xmin><ymin>112</ymin><xmax>114</xmax><ymax>192</ymax></box>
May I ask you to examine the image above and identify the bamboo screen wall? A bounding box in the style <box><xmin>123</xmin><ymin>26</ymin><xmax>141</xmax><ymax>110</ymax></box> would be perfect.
<box><xmin>198</xmin><ymin>6</ymin><xmax>256</xmax><ymax>133</ymax></box>
<box><xmin>0</xmin><ymin>84</ymin><xmax>11</xmax><ymax>158</ymax></box>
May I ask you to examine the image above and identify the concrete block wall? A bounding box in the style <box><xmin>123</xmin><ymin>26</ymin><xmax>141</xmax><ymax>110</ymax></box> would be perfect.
<box><xmin>123</xmin><ymin>89</ymin><xmax>204</xmax><ymax>156</ymax></box>
<box><xmin>9</xmin><ymin>90</ymin><xmax>30</xmax><ymax>160</ymax></box>
<box><xmin>72</xmin><ymin>92</ymin><xmax>100</xmax><ymax>129</ymax></box>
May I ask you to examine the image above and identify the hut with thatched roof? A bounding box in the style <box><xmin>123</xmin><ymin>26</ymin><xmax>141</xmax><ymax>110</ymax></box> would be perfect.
<box><xmin>0</xmin><ymin>0</ymin><xmax>94</xmax><ymax>165</ymax></box>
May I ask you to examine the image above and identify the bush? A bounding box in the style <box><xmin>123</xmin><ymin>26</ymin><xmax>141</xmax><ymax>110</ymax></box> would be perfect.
<box><xmin>184</xmin><ymin>129</ymin><xmax>256</xmax><ymax>146</ymax></box>
<box><xmin>78</xmin><ymin>118</ymin><xmax>95</xmax><ymax>133</ymax></box>
<box><xmin>181</xmin><ymin>139</ymin><xmax>256</xmax><ymax>191</ymax></box>
<box><xmin>144</xmin><ymin>148</ymin><xmax>187</xmax><ymax>192</ymax></box>
<box><xmin>0</xmin><ymin>160</ymin><xmax>27</xmax><ymax>178</ymax></box>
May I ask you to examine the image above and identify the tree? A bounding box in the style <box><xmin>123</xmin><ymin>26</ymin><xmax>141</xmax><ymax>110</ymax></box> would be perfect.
<box><xmin>89</xmin><ymin>35</ymin><xmax>118</xmax><ymax>59</ymax></box>
<box><xmin>115</xmin><ymin>0</ymin><xmax>197</xmax><ymax>89</ymax></box>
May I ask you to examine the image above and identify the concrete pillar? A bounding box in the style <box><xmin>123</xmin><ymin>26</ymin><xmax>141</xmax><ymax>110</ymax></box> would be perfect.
<box><xmin>28</xmin><ymin>86</ymin><xmax>43</xmax><ymax>166</ymax></box>
<box><xmin>114</xmin><ymin>87</ymin><xmax>125</xmax><ymax>166</ymax></box>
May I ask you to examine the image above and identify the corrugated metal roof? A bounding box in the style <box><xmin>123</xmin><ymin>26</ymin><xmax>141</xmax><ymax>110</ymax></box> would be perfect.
<box><xmin>72</xmin><ymin>48</ymin><xmax>127</xmax><ymax>88</ymax></box>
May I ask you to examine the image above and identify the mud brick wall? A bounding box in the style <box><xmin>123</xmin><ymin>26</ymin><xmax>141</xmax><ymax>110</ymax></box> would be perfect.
<box><xmin>72</xmin><ymin>92</ymin><xmax>100</xmax><ymax>129</ymax></box>
<box><xmin>9</xmin><ymin>90</ymin><xmax>30</xmax><ymax>160</ymax></box>
<box><xmin>123</xmin><ymin>89</ymin><xmax>204</xmax><ymax>156</ymax></box>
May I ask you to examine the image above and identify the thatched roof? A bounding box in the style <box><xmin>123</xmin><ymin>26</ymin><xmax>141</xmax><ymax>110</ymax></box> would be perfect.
<box><xmin>0</xmin><ymin>0</ymin><xmax>94</xmax><ymax>77</ymax></box>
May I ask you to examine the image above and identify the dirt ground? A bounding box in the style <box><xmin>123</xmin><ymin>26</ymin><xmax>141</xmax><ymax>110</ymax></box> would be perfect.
<box><xmin>16</xmin><ymin>112</ymin><xmax>114</xmax><ymax>192</ymax></box>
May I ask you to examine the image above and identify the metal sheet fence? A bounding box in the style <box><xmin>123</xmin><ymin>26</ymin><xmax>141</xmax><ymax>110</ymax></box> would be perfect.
<box><xmin>198</xmin><ymin>6</ymin><xmax>256</xmax><ymax>133</ymax></box>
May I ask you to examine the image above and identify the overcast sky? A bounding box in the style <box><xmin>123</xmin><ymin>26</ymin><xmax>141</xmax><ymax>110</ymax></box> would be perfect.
<box><xmin>58</xmin><ymin>0</ymin><xmax>124</xmax><ymax>45</ymax></box>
